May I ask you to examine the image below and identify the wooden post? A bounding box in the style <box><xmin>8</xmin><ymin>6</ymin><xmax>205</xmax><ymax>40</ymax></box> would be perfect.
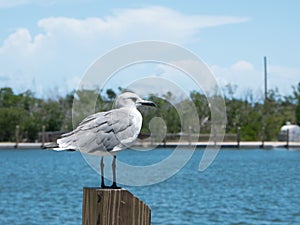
<box><xmin>82</xmin><ymin>188</ymin><xmax>151</xmax><ymax>225</ymax></box>
<box><xmin>237</xmin><ymin>126</ymin><xmax>240</xmax><ymax>148</ymax></box>
<box><xmin>188</xmin><ymin>126</ymin><xmax>192</xmax><ymax>147</ymax></box>
<box><xmin>15</xmin><ymin>125</ymin><xmax>20</xmax><ymax>148</ymax></box>
<box><xmin>261</xmin><ymin>126</ymin><xmax>265</xmax><ymax>148</ymax></box>
<box><xmin>213</xmin><ymin>125</ymin><xmax>217</xmax><ymax>146</ymax></box>
<box><xmin>286</xmin><ymin>129</ymin><xmax>289</xmax><ymax>148</ymax></box>
<box><xmin>150</xmin><ymin>135</ymin><xmax>153</xmax><ymax>146</ymax></box>
<box><xmin>41</xmin><ymin>125</ymin><xmax>46</xmax><ymax>148</ymax></box>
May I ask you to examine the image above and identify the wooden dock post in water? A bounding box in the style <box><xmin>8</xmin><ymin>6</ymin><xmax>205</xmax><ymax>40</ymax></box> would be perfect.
<box><xmin>237</xmin><ymin>126</ymin><xmax>241</xmax><ymax>148</ymax></box>
<box><xmin>82</xmin><ymin>188</ymin><xmax>151</xmax><ymax>225</ymax></box>
<box><xmin>15</xmin><ymin>125</ymin><xmax>19</xmax><ymax>148</ymax></box>
<box><xmin>285</xmin><ymin>129</ymin><xmax>290</xmax><ymax>148</ymax></box>
<box><xmin>41</xmin><ymin>125</ymin><xmax>46</xmax><ymax>148</ymax></box>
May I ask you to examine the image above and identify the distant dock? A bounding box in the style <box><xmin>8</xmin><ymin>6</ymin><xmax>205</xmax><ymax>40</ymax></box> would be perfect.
<box><xmin>1</xmin><ymin>141</ymin><xmax>300</xmax><ymax>150</ymax></box>
<box><xmin>0</xmin><ymin>142</ymin><xmax>43</xmax><ymax>149</ymax></box>
<box><xmin>137</xmin><ymin>141</ymin><xmax>300</xmax><ymax>150</ymax></box>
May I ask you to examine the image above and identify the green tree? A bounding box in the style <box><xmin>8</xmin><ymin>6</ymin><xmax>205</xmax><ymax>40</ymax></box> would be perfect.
<box><xmin>190</xmin><ymin>91</ymin><xmax>210</xmax><ymax>133</ymax></box>
<box><xmin>140</xmin><ymin>94</ymin><xmax>180</xmax><ymax>134</ymax></box>
<box><xmin>0</xmin><ymin>85</ymin><xmax>300</xmax><ymax>142</ymax></box>
<box><xmin>0</xmin><ymin>108</ymin><xmax>28</xmax><ymax>141</ymax></box>
<box><xmin>292</xmin><ymin>82</ymin><xmax>300</xmax><ymax>125</ymax></box>
<box><xmin>0</xmin><ymin>87</ymin><xmax>22</xmax><ymax>107</ymax></box>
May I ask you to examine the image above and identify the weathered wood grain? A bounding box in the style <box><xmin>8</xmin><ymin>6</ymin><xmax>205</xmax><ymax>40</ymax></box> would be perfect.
<box><xmin>82</xmin><ymin>188</ymin><xmax>151</xmax><ymax>225</ymax></box>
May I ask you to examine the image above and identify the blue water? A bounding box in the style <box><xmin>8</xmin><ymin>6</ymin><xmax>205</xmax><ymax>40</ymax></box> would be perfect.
<box><xmin>0</xmin><ymin>148</ymin><xmax>299</xmax><ymax>225</ymax></box>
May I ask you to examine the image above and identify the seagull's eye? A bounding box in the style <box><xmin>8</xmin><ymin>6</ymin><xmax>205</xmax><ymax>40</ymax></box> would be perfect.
<box><xmin>130</xmin><ymin>97</ymin><xmax>137</xmax><ymax>102</ymax></box>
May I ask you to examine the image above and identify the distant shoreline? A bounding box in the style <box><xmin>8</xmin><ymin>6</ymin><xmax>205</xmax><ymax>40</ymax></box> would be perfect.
<box><xmin>1</xmin><ymin>141</ymin><xmax>300</xmax><ymax>150</ymax></box>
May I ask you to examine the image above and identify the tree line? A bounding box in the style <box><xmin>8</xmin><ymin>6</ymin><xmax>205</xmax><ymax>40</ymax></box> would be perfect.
<box><xmin>0</xmin><ymin>83</ymin><xmax>300</xmax><ymax>142</ymax></box>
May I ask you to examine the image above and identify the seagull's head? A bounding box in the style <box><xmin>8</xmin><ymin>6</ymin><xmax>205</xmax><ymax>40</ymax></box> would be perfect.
<box><xmin>115</xmin><ymin>92</ymin><xmax>156</xmax><ymax>109</ymax></box>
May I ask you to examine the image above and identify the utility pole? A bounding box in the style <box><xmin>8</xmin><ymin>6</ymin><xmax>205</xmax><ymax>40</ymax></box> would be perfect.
<box><xmin>264</xmin><ymin>56</ymin><xmax>268</xmax><ymax>101</ymax></box>
<box><xmin>263</xmin><ymin>56</ymin><xmax>268</xmax><ymax>142</ymax></box>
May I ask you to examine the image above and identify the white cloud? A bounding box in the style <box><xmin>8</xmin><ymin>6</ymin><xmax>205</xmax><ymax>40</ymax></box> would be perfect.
<box><xmin>269</xmin><ymin>65</ymin><xmax>300</xmax><ymax>81</ymax></box>
<box><xmin>222</xmin><ymin>60</ymin><xmax>258</xmax><ymax>98</ymax></box>
<box><xmin>211</xmin><ymin>61</ymin><xmax>300</xmax><ymax>98</ymax></box>
<box><xmin>0</xmin><ymin>6</ymin><xmax>249</xmax><ymax>96</ymax></box>
<box><xmin>35</xmin><ymin>7</ymin><xmax>249</xmax><ymax>43</ymax></box>
<box><xmin>231</xmin><ymin>60</ymin><xmax>254</xmax><ymax>71</ymax></box>
<box><xmin>211</xmin><ymin>62</ymin><xmax>263</xmax><ymax>97</ymax></box>
<box><xmin>268</xmin><ymin>65</ymin><xmax>300</xmax><ymax>93</ymax></box>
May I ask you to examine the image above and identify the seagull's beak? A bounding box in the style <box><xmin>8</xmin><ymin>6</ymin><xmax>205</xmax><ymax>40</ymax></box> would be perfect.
<box><xmin>136</xmin><ymin>99</ymin><xmax>157</xmax><ymax>107</ymax></box>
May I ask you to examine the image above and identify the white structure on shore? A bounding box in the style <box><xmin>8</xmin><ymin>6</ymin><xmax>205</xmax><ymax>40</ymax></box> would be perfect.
<box><xmin>279</xmin><ymin>122</ymin><xmax>300</xmax><ymax>142</ymax></box>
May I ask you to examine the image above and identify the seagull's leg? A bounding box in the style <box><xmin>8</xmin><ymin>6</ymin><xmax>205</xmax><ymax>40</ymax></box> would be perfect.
<box><xmin>111</xmin><ymin>155</ymin><xmax>118</xmax><ymax>188</ymax></box>
<box><xmin>100</xmin><ymin>156</ymin><xmax>106</xmax><ymax>188</ymax></box>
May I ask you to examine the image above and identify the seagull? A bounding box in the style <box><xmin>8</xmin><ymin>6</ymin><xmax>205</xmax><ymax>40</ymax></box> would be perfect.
<box><xmin>54</xmin><ymin>92</ymin><xmax>156</xmax><ymax>188</ymax></box>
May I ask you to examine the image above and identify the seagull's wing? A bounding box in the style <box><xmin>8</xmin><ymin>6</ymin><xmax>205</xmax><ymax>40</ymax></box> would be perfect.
<box><xmin>57</xmin><ymin>108</ymin><xmax>141</xmax><ymax>155</ymax></box>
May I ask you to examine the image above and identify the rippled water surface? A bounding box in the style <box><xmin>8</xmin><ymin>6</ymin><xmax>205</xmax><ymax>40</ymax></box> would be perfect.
<box><xmin>0</xmin><ymin>148</ymin><xmax>299</xmax><ymax>224</ymax></box>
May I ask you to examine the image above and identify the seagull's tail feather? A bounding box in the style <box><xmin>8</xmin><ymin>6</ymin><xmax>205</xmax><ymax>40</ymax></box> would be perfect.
<box><xmin>43</xmin><ymin>140</ymin><xmax>76</xmax><ymax>152</ymax></box>
<box><xmin>53</xmin><ymin>147</ymin><xmax>75</xmax><ymax>152</ymax></box>
<box><xmin>43</xmin><ymin>142</ymin><xmax>59</xmax><ymax>149</ymax></box>
<box><xmin>56</xmin><ymin>135</ymin><xmax>78</xmax><ymax>151</ymax></box>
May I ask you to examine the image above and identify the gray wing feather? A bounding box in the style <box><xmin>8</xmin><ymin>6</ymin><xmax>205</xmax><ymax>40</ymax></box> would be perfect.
<box><xmin>57</xmin><ymin>108</ymin><xmax>136</xmax><ymax>154</ymax></box>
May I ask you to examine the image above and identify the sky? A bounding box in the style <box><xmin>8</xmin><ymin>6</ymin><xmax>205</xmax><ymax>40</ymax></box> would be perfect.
<box><xmin>0</xmin><ymin>0</ymin><xmax>299</xmax><ymax>99</ymax></box>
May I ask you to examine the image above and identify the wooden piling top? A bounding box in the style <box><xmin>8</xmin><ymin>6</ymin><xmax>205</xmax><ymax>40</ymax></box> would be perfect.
<box><xmin>82</xmin><ymin>187</ymin><xmax>151</xmax><ymax>225</ymax></box>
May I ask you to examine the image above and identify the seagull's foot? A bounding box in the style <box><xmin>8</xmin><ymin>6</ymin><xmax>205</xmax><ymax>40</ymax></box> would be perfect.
<box><xmin>101</xmin><ymin>184</ymin><xmax>108</xmax><ymax>189</ymax></box>
<box><xmin>110</xmin><ymin>183</ymin><xmax>121</xmax><ymax>189</ymax></box>
<box><xmin>100</xmin><ymin>183</ymin><xmax>121</xmax><ymax>189</ymax></box>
